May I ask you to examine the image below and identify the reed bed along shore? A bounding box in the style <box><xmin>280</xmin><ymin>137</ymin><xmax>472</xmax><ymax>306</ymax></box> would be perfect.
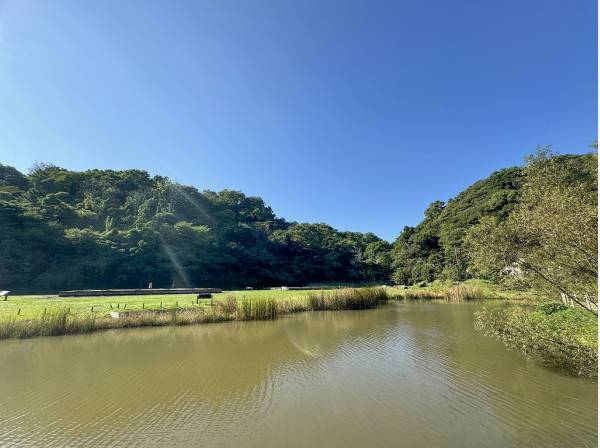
<box><xmin>393</xmin><ymin>282</ymin><xmax>518</xmax><ymax>302</ymax></box>
<box><xmin>0</xmin><ymin>288</ymin><xmax>389</xmax><ymax>340</ymax></box>
<box><xmin>308</xmin><ymin>287</ymin><xmax>389</xmax><ymax>310</ymax></box>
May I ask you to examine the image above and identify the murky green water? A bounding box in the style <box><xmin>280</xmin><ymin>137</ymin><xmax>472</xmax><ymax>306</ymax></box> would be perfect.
<box><xmin>0</xmin><ymin>303</ymin><xmax>596</xmax><ymax>447</ymax></box>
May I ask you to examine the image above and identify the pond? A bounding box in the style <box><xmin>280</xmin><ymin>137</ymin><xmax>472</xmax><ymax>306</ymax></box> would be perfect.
<box><xmin>0</xmin><ymin>302</ymin><xmax>596</xmax><ymax>447</ymax></box>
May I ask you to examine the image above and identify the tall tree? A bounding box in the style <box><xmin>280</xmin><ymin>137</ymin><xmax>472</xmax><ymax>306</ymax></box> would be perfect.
<box><xmin>467</xmin><ymin>148</ymin><xmax>598</xmax><ymax>313</ymax></box>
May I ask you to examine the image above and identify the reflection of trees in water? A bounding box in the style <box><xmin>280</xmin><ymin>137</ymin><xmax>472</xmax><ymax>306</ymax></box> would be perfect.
<box><xmin>397</xmin><ymin>303</ymin><xmax>597</xmax><ymax>446</ymax></box>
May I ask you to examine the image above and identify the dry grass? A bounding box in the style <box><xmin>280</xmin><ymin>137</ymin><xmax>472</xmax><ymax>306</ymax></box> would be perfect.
<box><xmin>0</xmin><ymin>287</ymin><xmax>389</xmax><ymax>340</ymax></box>
<box><xmin>397</xmin><ymin>289</ymin><xmax>446</xmax><ymax>301</ymax></box>
<box><xmin>308</xmin><ymin>287</ymin><xmax>388</xmax><ymax>310</ymax></box>
<box><xmin>216</xmin><ymin>295</ymin><xmax>238</xmax><ymax>315</ymax></box>
<box><xmin>393</xmin><ymin>283</ymin><xmax>487</xmax><ymax>302</ymax></box>
<box><xmin>445</xmin><ymin>284</ymin><xmax>486</xmax><ymax>302</ymax></box>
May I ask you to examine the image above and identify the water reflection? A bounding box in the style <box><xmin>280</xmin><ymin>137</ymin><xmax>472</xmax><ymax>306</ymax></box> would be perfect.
<box><xmin>0</xmin><ymin>303</ymin><xmax>595</xmax><ymax>447</ymax></box>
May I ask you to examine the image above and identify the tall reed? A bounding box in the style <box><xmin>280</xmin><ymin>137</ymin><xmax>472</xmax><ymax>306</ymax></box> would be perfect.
<box><xmin>308</xmin><ymin>287</ymin><xmax>388</xmax><ymax>310</ymax></box>
<box><xmin>398</xmin><ymin>289</ymin><xmax>445</xmax><ymax>301</ymax></box>
<box><xmin>237</xmin><ymin>298</ymin><xmax>278</xmax><ymax>320</ymax></box>
<box><xmin>39</xmin><ymin>308</ymin><xmax>70</xmax><ymax>336</ymax></box>
<box><xmin>0</xmin><ymin>287</ymin><xmax>388</xmax><ymax>340</ymax></box>
<box><xmin>217</xmin><ymin>295</ymin><xmax>238</xmax><ymax>315</ymax></box>
<box><xmin>445</xmin><ymin>284</ymin><xmax>485</xmax><ymax>302</ymax></box>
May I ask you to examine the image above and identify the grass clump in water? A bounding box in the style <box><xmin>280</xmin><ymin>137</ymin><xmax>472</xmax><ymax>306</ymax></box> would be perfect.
<box><xmin>276</xmin><ymin>299</ymin><xmax>310</xmax><ymax>314</ymax></box>
<box><xmin>39</xmin><ymin>308</ymin><xmax>70</xmax><ymax>336</ymax></box>
<box><xmin>308</xmin><ymin>287</ymin><xmax>388</xmax><ymax>311</ymax></box>
<box><xmin>397</xmin><ymin>289</ymin><xmax>445</xmax><ymax>301</ymax></box>
<box><xmin>237</xmin><ymin>298</ymin><xmax>278</xmax><ymax>320</ymax></box>
<box><xmin>216</xmin><ymin>296</ymin><xmax>238</xmax><ymax>315</ymax></box>
<box><xmin>445</xmin><ymin>284</ymin><xmax>485</xmax><ymax>302</ymax></box>
<box><xmin>0</xmin><ymin>317</ymin><xmax>31</xmax><ymax>339</ymax></box>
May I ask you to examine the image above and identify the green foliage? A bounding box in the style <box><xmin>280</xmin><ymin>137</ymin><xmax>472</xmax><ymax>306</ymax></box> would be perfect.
<box><xmin>466</xmin><ymin>150</ymin><xmax>598</xmax><ymax>312</ymax></box>
<box><xmin>0</xmin><ymin>164</ymin><xmax>28</xmax><ymax>191</ymax></box>
<box><xmin>391</xmin><ymin>167</ymin><xmax>523</xmax><ymax>284</ymax></box>
<box><xmin>391</xmin><ymin>149</ymin><xmax>597</xmax><ymax>309</ymax></box>
<box><xmin>0</xmin><ymin>165</ymin><xmax>391</xmax><ymax>291</ymax></box>
<box><xmin>1</xmin><ymin>149</ymin><xmax>595</xmax><ymax>300</ymax></box>
<box><xmin>537</xmin><ymin>303</ymin><xmax>568</xmax><ymax>315</ymax></box>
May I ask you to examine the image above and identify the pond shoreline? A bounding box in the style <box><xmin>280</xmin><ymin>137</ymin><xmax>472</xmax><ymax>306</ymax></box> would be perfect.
<box><xmin>1</xmin><ymin>285</ymin><xmax>596</xmax><ymax>378</ymax></box>
<box><xmin>0</xmin><ymin>288</ymin><xmax>389</xmax><ymax>341</ymax></box>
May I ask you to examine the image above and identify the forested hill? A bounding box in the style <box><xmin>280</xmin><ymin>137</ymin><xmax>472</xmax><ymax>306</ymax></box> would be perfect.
<box><xmin>0</xmin><ymin>164</ymin><xmax>392</xmax><ymax>292</ymax></box>
<box><xmin>0</xmin><ymin>152</ymin><xmax>594</xmax><ymax>292</ymax></box>
<box><xmin>389</xmin><ymin>151</ymin><xmax>596</xmax><ymax>288</ymax></box>
<box><xmin>389</xmin><ymin>166</ymin><xmax>524</xmax><ymax>284</ymax></box>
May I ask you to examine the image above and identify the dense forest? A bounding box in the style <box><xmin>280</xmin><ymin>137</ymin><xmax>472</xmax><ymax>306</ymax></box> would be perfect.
<box><xmin>391</xmin><ymin>148</ymin><xmax>597</xmax><ymax>309</ymax></box>
<box><xmin>0</xmin><ymin>149</ymin><xmax>596</xmax><ymax>295</ymax></box>
<box><xmin>389</xmin><ymin>166</ymin><xmax>523</xmax><ymax>284</ymax></box>
<box><xmin>0</xmin><ymin>163</ymin><xmax>391</xmax><ymax>292</ymax></box>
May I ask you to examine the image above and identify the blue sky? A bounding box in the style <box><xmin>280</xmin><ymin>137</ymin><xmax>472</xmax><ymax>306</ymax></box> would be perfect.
<box><xmin>0</xmin><ymin>0</ymin><xmax>596</xmax><ymax>241</ymax></box>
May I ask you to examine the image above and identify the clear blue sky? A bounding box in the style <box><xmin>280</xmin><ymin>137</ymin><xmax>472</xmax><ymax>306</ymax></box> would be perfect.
<box><xmin>0</xmin><ymin>0</ymin><xmax>597</xmax><ymax>240</ymax></box>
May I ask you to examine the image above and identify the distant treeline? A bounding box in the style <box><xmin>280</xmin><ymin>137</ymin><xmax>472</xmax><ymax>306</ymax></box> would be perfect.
<box><xmin>1</xmin><ymin>148</ymin><xmax>597</xmax><ymax>299</ymax></box>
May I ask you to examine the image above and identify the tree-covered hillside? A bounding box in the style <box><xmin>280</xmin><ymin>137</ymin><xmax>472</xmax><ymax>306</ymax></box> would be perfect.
<box><xmin>1</xmin><ymin>151</ymin><xmax>595</xmax><ymax>294</ymax></box>
<box><xmin>467</xmin><ymin>150</ymin><xmax>597</xmax><ymax>310</ymax></box>
<box><xmin>0</xmin><ymin>164</ymin><xmax>391</xmax><ymax>292</ymax></box>
<box><xmin>389</xmin><ymin>149</ymin><xmax>597</xmax><ymax>306</ymax></box>
<box><xmin>390</xmin><ymin>166</ymin><xmax>524</xmax><ymax>284</ymax></box>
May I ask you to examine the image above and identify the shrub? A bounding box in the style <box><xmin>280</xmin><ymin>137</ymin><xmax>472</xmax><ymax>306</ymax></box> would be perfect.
<box><xmin>537</xmin><ymin>303</ymin><xmax>569</xmax><ymax>315</ymax></box>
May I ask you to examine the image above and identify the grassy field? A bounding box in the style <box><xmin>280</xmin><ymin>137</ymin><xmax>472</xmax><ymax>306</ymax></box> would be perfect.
<box><xmin>0</xmin><ymin>289</ymin><xmax>335</xmax><ymax>320</ymax></box>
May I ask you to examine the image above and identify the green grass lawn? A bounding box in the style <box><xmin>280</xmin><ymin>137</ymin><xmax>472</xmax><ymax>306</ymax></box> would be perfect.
<box><xmin>0</xmin><ymin>289</ymin><xmax>331</xmax><ymax>320</ymax></box>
